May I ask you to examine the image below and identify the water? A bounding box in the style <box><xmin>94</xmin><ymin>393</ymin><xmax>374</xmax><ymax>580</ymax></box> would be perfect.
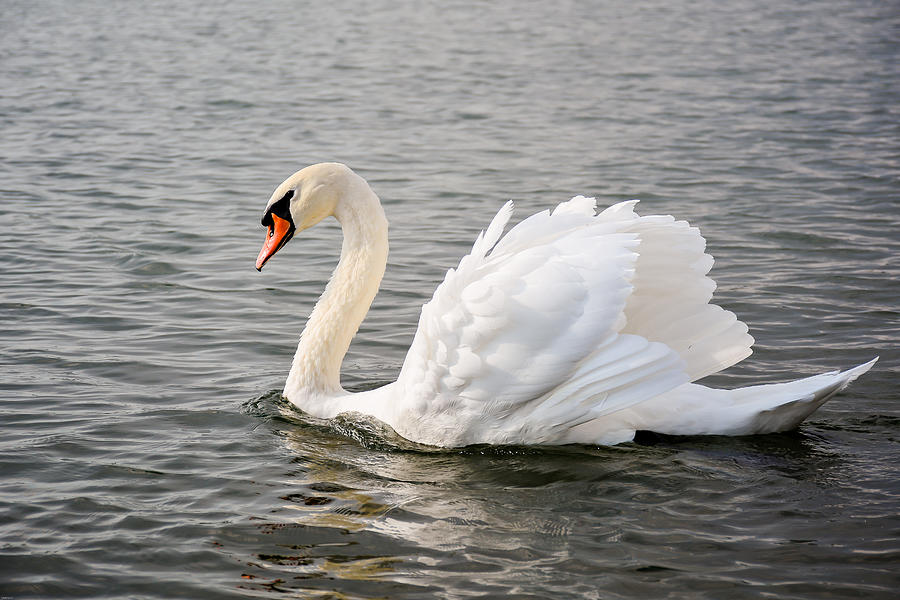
<box><xmin>1</xmin><ymin>0</ymin><xmax>898</xmax><ymax>597</ymax></box>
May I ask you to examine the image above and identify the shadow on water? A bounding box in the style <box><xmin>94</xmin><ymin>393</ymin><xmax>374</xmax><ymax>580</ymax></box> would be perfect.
<box><xmin>633</xmin><ymin>429</ymin><xmax>847</xmax><ymax>485</ymax></box>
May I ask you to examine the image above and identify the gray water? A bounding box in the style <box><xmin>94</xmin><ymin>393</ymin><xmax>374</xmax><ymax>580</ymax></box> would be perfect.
<box><xmin>1</xmin><ymin>0</ymin><xmax>898</xmax><ymax>598</ymax></box>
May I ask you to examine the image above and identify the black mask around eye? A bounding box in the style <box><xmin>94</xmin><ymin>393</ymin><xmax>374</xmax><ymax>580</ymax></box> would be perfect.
<box><xmin>262</xmin><ymin>189</ymin><xmax>295</xmax><ymax>227</ymax></box>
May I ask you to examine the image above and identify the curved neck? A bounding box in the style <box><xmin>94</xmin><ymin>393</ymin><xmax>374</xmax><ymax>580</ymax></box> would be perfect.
<box><xmin>284</xmin><ymin>184</ymin><xmax>388</xmax><ymax>399</ymax></box>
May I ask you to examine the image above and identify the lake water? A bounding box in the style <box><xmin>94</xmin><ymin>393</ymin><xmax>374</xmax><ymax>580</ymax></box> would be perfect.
<box><xmin>1</xmin><ymin>0</ymin><xmax>898</xmax><ymax>598</ymax></box>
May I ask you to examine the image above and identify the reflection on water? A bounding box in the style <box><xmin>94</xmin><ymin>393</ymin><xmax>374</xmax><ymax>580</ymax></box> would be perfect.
<box><xmin>219</xmin><ymin>392</ymin><xmax>891</xmax><ymax>598</ymax></box>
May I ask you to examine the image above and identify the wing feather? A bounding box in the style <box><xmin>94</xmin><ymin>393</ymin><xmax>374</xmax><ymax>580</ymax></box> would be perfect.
<box><xmin>614</xmin><ymin>206</ymin><xmax>754</xmax><ymax>380</ymax></box>
<box><xmin>391</xmin><ymin>198</ymin><xmax>694</xmax><ymax>446</ymax></box>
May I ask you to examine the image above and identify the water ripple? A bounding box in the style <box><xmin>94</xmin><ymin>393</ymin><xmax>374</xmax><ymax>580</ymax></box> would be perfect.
<box><xmin>1</xmin><ymin>0</ymin><xmax>898</xmax><ymax>598</ymax></box>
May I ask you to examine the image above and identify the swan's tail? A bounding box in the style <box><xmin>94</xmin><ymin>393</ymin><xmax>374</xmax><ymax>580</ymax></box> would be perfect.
<box><xmin>741</xmin><ymin>358</ymin><xmax>879</xmax><ymax>434</ymax></box>
<box><xmin>567</xmin><ymin>358</ymin><xmax>878</xmax><ymax>444</ymax></box>
<box><xmin>639</xmin><ymin>357</ymin><xmax>879</xmax><ymax>437</ymax></box>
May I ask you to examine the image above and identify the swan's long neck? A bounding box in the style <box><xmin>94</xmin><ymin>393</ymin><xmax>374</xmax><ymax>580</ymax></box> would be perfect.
<box><xmin>284</xmin><ymin>182</ymin><xmax>388</xmax><ymax>400</ymax></box>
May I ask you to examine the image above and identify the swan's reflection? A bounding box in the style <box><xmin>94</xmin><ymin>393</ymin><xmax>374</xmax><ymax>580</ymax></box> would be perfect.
<box><xmin>239</xmin><ymin>393</ymin><xmax>846</xmax><ymax>595</ymax></box>
<box><xmin>272</xmin><ymin>407</ymin><xmax>650</xmax><ymax>552</ymax></box>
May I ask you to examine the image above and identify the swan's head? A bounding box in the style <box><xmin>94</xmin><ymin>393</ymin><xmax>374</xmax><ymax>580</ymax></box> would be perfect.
<box><xmin>255</xmin><ymin>163</ymin><xmax>354</xmax><ymax>271</ymax></box>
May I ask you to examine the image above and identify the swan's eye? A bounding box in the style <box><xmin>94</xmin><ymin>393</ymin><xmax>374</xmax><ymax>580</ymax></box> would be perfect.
<box><xmin>261</xmin><ymin>189</ymin><xmax>295</xmax><ymax>227</ymax></box>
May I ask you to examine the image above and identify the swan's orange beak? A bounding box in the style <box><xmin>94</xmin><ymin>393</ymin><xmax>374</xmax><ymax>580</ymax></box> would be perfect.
<box><xmin>256</xmin><ymin>212</ymin><xmax>294</xmax><ymax>271</ymax></box>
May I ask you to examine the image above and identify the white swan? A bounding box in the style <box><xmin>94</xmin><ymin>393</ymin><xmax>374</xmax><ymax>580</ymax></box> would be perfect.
<box><xmin>255</xmin><ymin>163</ymin><xmax>876</xmax><ymax>447</ymax></box>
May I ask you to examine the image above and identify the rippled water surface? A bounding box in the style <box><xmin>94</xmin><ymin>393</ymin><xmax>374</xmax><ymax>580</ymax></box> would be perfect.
<box><xmin>2</xmin><ymin>0</ymin><xmax>898</xmax><ymax>598</ymax></box>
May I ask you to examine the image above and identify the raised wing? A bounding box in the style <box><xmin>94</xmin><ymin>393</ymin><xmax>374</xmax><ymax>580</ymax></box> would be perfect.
<box><xmin>605</xmin><ymin>201</ymin><xmax>754</xmax><ymax>381</ymax></box>
<box><xmin>389</xmin><ymin>197</ymin><xmax>692</xmax><ymax>446</ymax></box>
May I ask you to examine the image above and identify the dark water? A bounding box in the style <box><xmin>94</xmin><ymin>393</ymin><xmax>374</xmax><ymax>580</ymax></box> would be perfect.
<box><xmin>2</xmin><ymin>0</ymin><xmax>898</xmax><ymax>597</ymax></box>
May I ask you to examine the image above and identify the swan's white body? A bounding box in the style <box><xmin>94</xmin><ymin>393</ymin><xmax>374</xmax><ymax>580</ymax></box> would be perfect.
<box><xmin>256</xmin><ymin>163</ymin><xmax>875</xmax><ymax>447</ymax></box>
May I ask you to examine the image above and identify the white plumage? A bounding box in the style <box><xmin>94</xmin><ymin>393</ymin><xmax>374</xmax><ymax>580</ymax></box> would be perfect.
<box><xmin>255</xmin><ymin>163</ymin><xmax>876</xmax><ymax>448</ymax></box>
